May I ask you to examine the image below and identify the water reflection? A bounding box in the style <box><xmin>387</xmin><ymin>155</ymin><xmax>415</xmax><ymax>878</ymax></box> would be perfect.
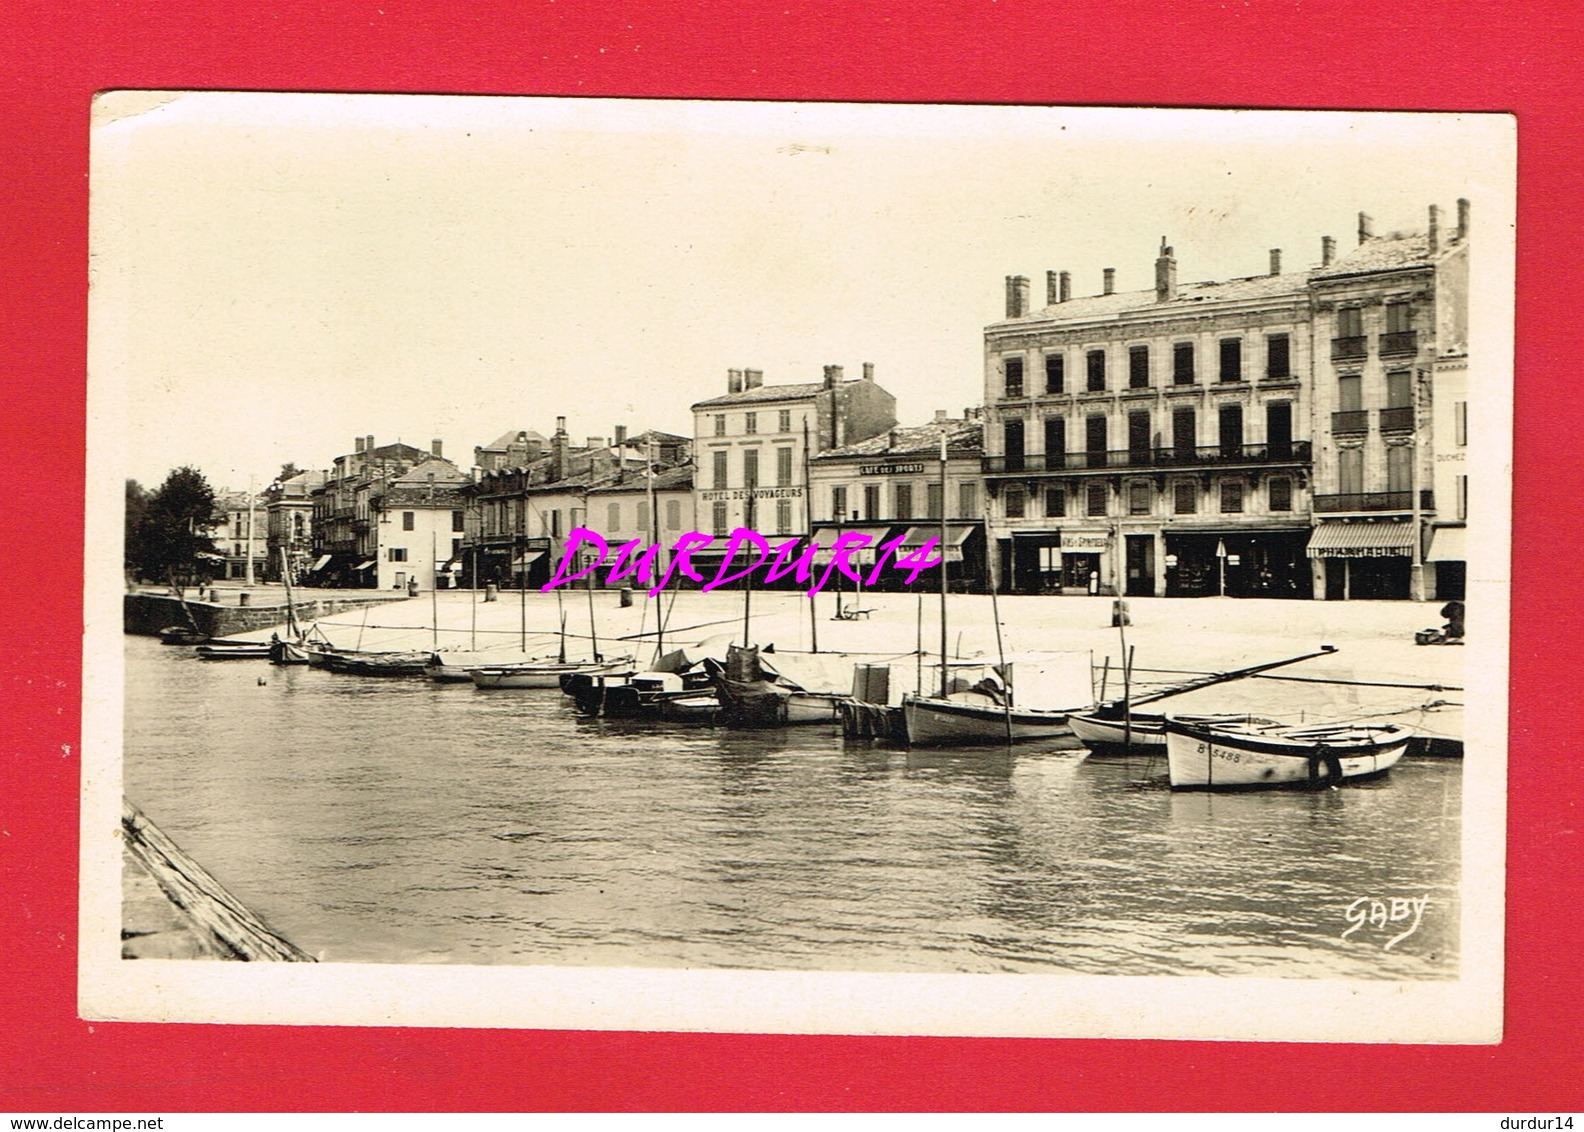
<box><xmin>123</xmin><ymin>636</ymin><xmax>1460</xmax><ymax>978</ymax></box>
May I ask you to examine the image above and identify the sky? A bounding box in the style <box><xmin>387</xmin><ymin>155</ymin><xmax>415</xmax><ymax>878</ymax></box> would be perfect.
<box><xmin>88</xmin><ymin>93</ymin><xmax>1512</xmax><ymax>493</ymax></box>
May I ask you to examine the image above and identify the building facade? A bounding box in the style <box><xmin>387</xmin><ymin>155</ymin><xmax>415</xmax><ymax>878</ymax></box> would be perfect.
<box><xmin>688</xmin><ymin>365</ymin><xmax>898</xmax><ymax>573</ymax></box>
<box><xmin>214</xmin><ymin>489</ymin><xmax>268</xmax><ymax>582</ymax></box>
<box><xmin>981</xmin><ymin>245</ymin><xmax>1315</xmax><ymax>597</ymax></box>
<box><xmin>1306</xmin><ymin>204</ymin><xmax>1470</xmax><ymax>601</ymax></box>
<box><xmin>370</xmin><ymin>457</ymin><xmax>470</xmax><ymax>591</ymax></box>
<box><xmin>808</xmin><ymin>414</ymin><xmax>987</xmax><ymax>592</ymax></box>
<box><xmin>309</xmin><ymin>436</ymin><xmax>440</xmax><ymax>587</ymax></box>
<box><xmin>263</xmin><ymin>469</ymin><xmax>326</xmax><ymax>582</ymax></box>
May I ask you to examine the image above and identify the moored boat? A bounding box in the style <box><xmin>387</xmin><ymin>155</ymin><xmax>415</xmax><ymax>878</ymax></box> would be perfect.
<box><xmin>469</xmin><ymin>657</ymin><xmax>635</xmax><ymax>690</ymax></box>
<box><xmin>1162</xmin><ymin>716</ymin><xmax>1411</xmax><ymax>791</ymax></box>
<box><xmin>302</xmin><ymin>644</ymin><xmax>432</xmax><ymax>676</ymax></box>
<box><xmin>195</xmin><ymin>638</ymin><xmax>272</xmax><ymax>660</ymax></box>
<box><xmin>1069</xmin><ymin>709</ymin><xmax>1282</xmax><ymax>753</ymax></box>
<box><xmin>704</xmin><ymin>647</ymin><xmax>846</xmax><ymax>729</ymax></box>
<box><xmin>901</xmin><ymin>691</ymin><xmax>1076</xmax><ymax>747</ymax></box>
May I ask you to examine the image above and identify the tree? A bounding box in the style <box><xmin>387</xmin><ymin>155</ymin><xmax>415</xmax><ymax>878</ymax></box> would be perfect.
<box><xmin>130</xmin><ymin>466</ymin><xmax>221</xmax><ymax>593</ymax></box>
<box><xmin>276</xmin><ymin>462</ymin><xmax>304</xmax><ymax>484</ymax></box>
<box><xmin>124</xmin><ymin>479</ymin><xmax>150</xmax><ymax>579</ymax></box>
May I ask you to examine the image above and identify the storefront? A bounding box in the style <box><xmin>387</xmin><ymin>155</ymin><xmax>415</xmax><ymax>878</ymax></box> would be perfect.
<box><xmin>1306</xmin><ymin>520</ymin><xmax>1416</xmax><ymax>601</ymax></box>
<box><xmin>1165</xmin><ymin>528</ymin><xmax>1311</xmax><ymax>598</ymax></box>
<box><xmin>1426</xmin><ymin>524</ymin><xmax>1466</xmax><ymax>600</ymax></box>
<box><xmin>998</xmin><ymin>528</ymin><xmax>1113</xmax><ymax>595</ymax></box>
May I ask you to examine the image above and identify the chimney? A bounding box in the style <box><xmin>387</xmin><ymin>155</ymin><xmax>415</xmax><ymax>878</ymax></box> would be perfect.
<box><xmin>823</xmin><ymin>364</ymin><xmax>838</xmax><ymax>390</ymax></box>
<box><xmin>1456</xmin><ymin>198</ymin><xmax>1470</xmax><ymax>243</ymax></box>
<box><xmin>888</xmin><ymin>428</ymin><xmax>900</xmax><ymax>448</ymax></box>
<box><xmin>1155</xmin><ymin>239</ymin><xmax>1176</xmax><ymax>302</ymax></box>
<box><xmin>1103</xmin><ymin>268</ymin><xmax>1116</xmax><ymax>295</ymax></box>
<box><xmin>1322</xmin><ymin>236</ymin><xmax>1336</xmax><ymax>266</ymax></box>
<box><xmin>744</xmin><ymin>368</ymin><xmax>763</xmax><ymax>390</ymax></box>
<box><xmin>614</xmin><ymin>424</ymin><xmax>628</xmax><ymax>446</ymax></box>
<box><xmin>1428</xmin><ymin>204</ymin><xmax>1441</xmax><ymax>255</ymax></box>
<box><xmin>551</xmin><ymin>418</ymin><xmax>568</xmax><ymax>479</ymax></box>
<box><xmin>1358</xmin><ymin>212</ymin><xmax>1373</xmax><ymax>245</ymax></box>
<box><xmin>1059</xmin><ymin>271</ymin><xmax>1071</xmax><ymax>303</ymax></box>
<box><xmin>366</xmin><ymin>435</ymin><xmax>375</xmax><ymax>456</ymax></box>
<box><xmin>1046</xmin><ymin>270</ymin><xmax>1060</xmax><ymax>306</ymax></box>
<box><xmin>728</xmin><ymin>368</ymin><xmax>744</xmax><ymax>394</ymax></box>
<box><xmin>830</xmin><ymin>364</ymin><xmax>845</xmax><ymax>383</ymax></box>
<box><xmin>431</xmin><ymin>438</ymin><xmax>443</xmax><ymax>459</ymax></box>
<box><xmin>1008</xmin><ymin>275</ymin><xmax>1030</xmax><ymax>317</ymax></box>
<box><xmin>586</xmin><ymin>436</ymin><xmax>604</xmax><ymax>452</ymax></box>
<box><xmin>862</xmin><ymin>362</ymin><xmax>874</xmax><ymax>382</ymax></box>
<box><xmin>554</xmin><ymin>415</ymin><xmax>567</xmax><ymax>436</ymax></box>
<box><xmin>354</xmin><ymin>436</ymin><xmax>366</xmax><ymax>454</ymax></box>
<box><xmin>934</xmin><ymin>409</ymin><xmax>947</xmax><ymax>422</ymax></box>
<box><xmin>1269</xmin><ymin>248</ymin><xmax>1282</xmax><ymax>276</ymax></box>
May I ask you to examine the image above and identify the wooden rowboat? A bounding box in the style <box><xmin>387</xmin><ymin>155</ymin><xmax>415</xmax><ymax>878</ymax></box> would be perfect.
<box><xmin>1162</xmin><ymin>716</ymin><xmax>1411</xmax><ymax>791</ymax></box>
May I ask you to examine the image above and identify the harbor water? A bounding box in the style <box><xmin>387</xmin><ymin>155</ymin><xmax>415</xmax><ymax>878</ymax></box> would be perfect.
<box><xmin>122</xmin><ymin>592</ymin><xmax>1464</xmax><ymax>979</ymax></box>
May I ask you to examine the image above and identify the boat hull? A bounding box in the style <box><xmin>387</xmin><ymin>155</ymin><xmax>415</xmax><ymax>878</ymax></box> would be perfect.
<box><xmin>470</xmin><ymin>659</ymin><xmax>634</xmax><ymax>690</ymax></box>
<box><xmin>1163</xmin><ymin>720</ymin><xmax>1410</xmax><ymax>790</ymax></box>
<box><xmin>195</xmin><ymin>642</ymin><xmax>270</xmax><ymax>660</ymax></box>
<box><xmin>902</xmin><ymin>695</ymin><xmax>1073</xmax><ymax>747</ymax></box>
<box><xmin>1069</xmin><ymin>711</ymin><xmax>1283</xmax><ymax>754</ymax></box>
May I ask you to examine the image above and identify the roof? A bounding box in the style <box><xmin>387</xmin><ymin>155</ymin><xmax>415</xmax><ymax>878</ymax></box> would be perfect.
<box><xmin>691</xmin><ymin>381</ymin><xmax>837</xmax><ymax>410</ymax></box>
<box><xmin>479</xmin><ymin>429</ymin><xmax>547</xmax><ymax>451</ymax></box>
<box><xmin>624</xmin><ymin>429</ymin><xmax>690</xmax><ymax>446</ymax></box>
<box><xmin>391</xmin><ymin>457</ymin><xmax>467</xmax><ymax>485</ymax></box>
<box><xmin>1311</xmin><ymin>232</ymin><xmax>1442</xmax><ymax>281</ymax></box>
<box><xmin>814</xmin><ymin>419</ymin><xmax>983</xmax><ymax>461</ymax></box>
<box><xmin>992</xmin><ymin>271</ymin><xmax>1313</xmax><ymax>331</ymax></box>
<box><xmin>379</xmin><ymin>484</ymin><xmax>468</xmax><ymax>508</ymax></box>
<box><xmin>585</xmin><ymin>464</ymin><xmax>695</xmax><ymax>495</ymax></box>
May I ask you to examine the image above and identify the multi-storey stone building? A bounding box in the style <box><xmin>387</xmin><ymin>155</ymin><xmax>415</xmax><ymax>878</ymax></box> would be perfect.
<box><xmin>982</xmin><ymin>245</ymin><xmax>1315</xmax><ymax>597</ymax></box>
<box><xmin>1306</xmin><ymin>204</ymin><xmax>1470</xmax><ymax>601</ymax></box>
<box><xmin>370</xmin><ymin>457</ymin><xmax>470</xmax><ymax>591</ymax></box>
<box><xmin>807</xmin><ymin>413</ymin><xmax>987</xmax><ymax>592</ymax></box>
<box><xmin>688</xmin><ymin>365</ymin><xmax>897</xmax><ymax>575</ymax></box>
<box><xmin>309</xmin><ymin>436</ymin><xmax>441</xmax><ymax>587</ymax></box>
<box><xmin>214</xmin><ymin>489</ymin><xmax>268</xmax><ymax>582</ymax></box>
<box><xmin>263</xmin><ymin>469</ymin><xmax>326</xmax><ymax>582</ymax></box>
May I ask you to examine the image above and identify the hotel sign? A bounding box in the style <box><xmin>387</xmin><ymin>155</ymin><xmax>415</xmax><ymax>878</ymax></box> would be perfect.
<box><xmin>699</xmin><ymin>487</ymin><xmax>805</xmax><ymax>502</ymax></box>
<box><xmin>859</xmin><ymin>462</ymin><xmax>926</xmax><ymax>476</ymax></box>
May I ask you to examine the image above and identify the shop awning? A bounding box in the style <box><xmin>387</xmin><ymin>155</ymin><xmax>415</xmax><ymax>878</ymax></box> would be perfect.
<box><xmin>356</xmin><ymin>560</ymin><xmax>376</xmax><ymax>570</ymax></box>
<box><xmin>900</xmin><ymin>524</ymin><xmax>976</xmax><ymax>548</ymax></box>
<box><xmin>311</xmin><ymin>554</ymin><xmax>333</xmax><ymax>572</ymax></box>
<box><xmin>511</xmin><ymin>550</ymin><xmax>545</xmax><ymax>567</ymax></box>
<box><xmin>1426</xmin><ymin>526</ymin><xmax>1467</xmax><ymax>563</ymax></box>
<box><xmin>1306</xmin><ymin>521</ymin><xmax>1415</xmax><ymax>558</ymax></box>
<box><xmin>808</xmin><ymin>525</ymin><xmax>894</xmax><ymax>549</ymax></box>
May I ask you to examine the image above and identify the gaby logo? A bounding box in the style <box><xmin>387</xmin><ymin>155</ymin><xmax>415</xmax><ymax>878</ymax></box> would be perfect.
<box><xmin>541</xmin><ymin>527</ymin><xmax>944</xmax><ymax>598</ymax></box>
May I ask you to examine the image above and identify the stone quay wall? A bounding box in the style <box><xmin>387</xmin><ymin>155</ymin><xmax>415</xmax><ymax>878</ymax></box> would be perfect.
<box><xmin>125</xmin><ymin>592</ymin><xmax>407</xmax><ymax>637</ymax></box>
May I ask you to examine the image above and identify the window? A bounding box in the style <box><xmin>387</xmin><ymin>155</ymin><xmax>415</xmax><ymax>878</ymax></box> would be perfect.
<box><xmin>636</xmin><ymin>502</ymin><xmax>650</xmax><ymax>531</ymax></box>
<box><xmin>1455</xmin><ymin>401</ymin><xmax>1468</xmax><ymax>446</ymax></box>
<box><xmin>1338</xmin><ymin>447</ymin><xmax>1364</xmax><ymax>495</ymax></box>
<box><xmin>1129</xmin><ymin>345</ymin><xmax>1150</xmax><ymax>388</ymax></box>
<box><xmin>1004</xmin><ymin>419</ymin><xmax>1025</xmax><ymax>471</ymax></box>
<box><xmin>1004</xmin><ymin>484</ymin><xmax>1026</xmax><ymax>519</ymax></box>
<box><xmin>1220</xmin><ymin>480</ymin><xmax>1244</xmax><ymax>513</ymax></box>
<box><xmin>894</xmin><ymin>482</ymin><xmax>914</xmax><ymax>518</ymax></box>
<box><xmin>1173</xmin><ymin>342</ymin><xmax>1195</xmax><ymax>384</ymax></box>
<box><xmin>1086</xmin><ymin>483</ymin><xmax>1107</xmax><ymax>517</ymax></box>
<box><xmin>451</xmin><ymin>509</ymin><xmax>465</xmax><ymax>532</ymax></box>
<box><xmin>1386</xmin><ymin>300</ymin><xmax>1412</xmax><ymax>333</ymax></box>
<box><xmin>1266</xmin><ymin>401</ymin><xmax>1293</xmax><ymax>459</ymax></box>
<box><xmin>776</xmin><ymin>447</ymin><xmax>793</xmax><ymax>486</ymax></box>
<box><xmin>1173</xmin><ymin>481</ymin><xmax>1196</xmax><ymax>515</ymax></box>
<box><xmin>1269</xmin><ymin>477</ymin><xmax>1293</xmax><ymax>512</ymax></box>
<box><xmin>776</xmin><ymin>499</ymin><xmax>792</xmax><ymax>535</ymax></box>
<box><xmin>1127</xmin><ymin>410</ymin><xmax>1151</xmax><ymax>461</ymax></box>
<box><xmin>778</xmin><ymin>409</ymin><xmax>792</xmax><ymax>433</ymax></box>
<box><xmin>958</xmin><ymin>482</ymin><xmax>977</xmax><ymax>519</ymax></box>
<box><xmin>1044</xmin><ymin>487</ymin><xmax>1066</xmax><ymax>518</ymax></box>
<box><xmin>402</xmin><ymin>511</ymin><xmax>415</xmax><ymax>531</ymax></box>
<box><xmin>1085</xmin><ymin>414</ymin><xmax>1107</xmax><ymax>467</ymax></box>
<box><xmin>1338</xmin><ymin>373</ymin><xmax>1363</xmax><ymax>412</ymax></box>
<box><xmin>712</xmin><ymin>450</ymin><xmax>728</xmax><ymax>489</ymax></box>
<box><xmin>1456</xmin><ymin>475</ymin><xmax>1468</xmax><ymax>520</ymax></box>
<box><xmin>1086</xmin><ymin>349</ymin><xmax>1106</xmax><ymax>392</ymax></box>
<box><xmin>1172</xmin><ymin>407</ymin><xmax>1196</xmax><ymax>458</ymax></box>
<box><xmin>713</xmin><ymin>414</ymin><xmax>726</xmax><ymax>437</ymax></box>
<box><xmin>1218</xmin><ymin>403</ymin><xmax>1243</xmax><ymax>457</ymax></box>
<box><xmin>1044</xmin><ymin>416</ymin><xmax>1066</xmax><ymax>467</ymax></box>
<box><xmin>831</xmin><ymin>485</ymin><xmax>848</xmax><ymax>522</ymax></box>
<box><xmin>1386</xmin><ymin>370</ymin><xmax>1413</xmax><ymax>408</ymax></box>
<box><xmin>1266</xmin><ymin>333</ymin><xmax>1291</xmax><ymax>379</ymax></box>
<box><xmin>743</xmin><ymin>450</ymin><xmax>759</xmax><ymax>488</ymax></box>
<box><xmin>1128</xmin><ymin>481</ymin><xmax>1150</xmax><ymax>515</ymax></box>
<box><xmin>607</xmin><ymin>503</ymin><xmax>620</xmax><ymax>531</ymax></box>
<box><xmin>1219</xmin><ymin>338</ymin><xmax>1242</xmax><ymax>382</ymax></box>
<box><xmin>452</xmin><ymin>538</ymin><xmax>463</xmax><ymax>559</ymax></box>
<box><xmin>863</xmin><ymin>484</ymin><xmax>881</xmax><ymax>521</ymax></box>
<box><xmin>926</xmin><ymin>482</ymin><xmax>943</xmax><ymax>519</ymax></box>
<box><xmin>1338</xmin><ymin>307</ymin><xmax>1363</xmax><ymax>338</ymax></box>
<box><xmin>666</xmin><ymin>499</ymin><xmax>681</xmax><ymax>530</ymax></box>
<box><xmin>1386</xmin><ymin>443</ymin><xmax>1412</xmax><ymax>493</ymax></box>
<box><xmin>550</xmin><ymin>510</ymin><xmax>562</xmax><ymax>538</ymax></box>
<box><xmin>1045</xmin><ymin>354</ymin><xmax>1064</xmax><ymax>394</ymax></box>
<box><xmin>389</xmin><ymin>546</ymin><xmax>408</xmax><ymax>562</ymax></box>
<box><xmin>1004</xmin><ymin>357</ymin><xmax>1025</xmax><ymax>399</ymax></box>
<box><xmin>712</xmin><ymin>501</ymin><xmax>728</xmax><ymax>535</ymax></box>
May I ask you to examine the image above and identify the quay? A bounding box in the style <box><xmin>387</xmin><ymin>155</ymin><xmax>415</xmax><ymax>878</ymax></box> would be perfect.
<box><xmin>123</xmin><ymin>583</ymin><xmax>407</xmax><ymax>639</ymax></box>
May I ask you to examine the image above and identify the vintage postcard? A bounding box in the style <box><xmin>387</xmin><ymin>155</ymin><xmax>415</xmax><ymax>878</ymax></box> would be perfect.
<box><xmin>81</xmin><ymin>93</ymin><xmax>1513</xmax><ymax>1041</ymax></box>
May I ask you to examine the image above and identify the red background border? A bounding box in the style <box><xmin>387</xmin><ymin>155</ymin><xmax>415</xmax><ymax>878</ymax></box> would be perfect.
<box><xmin>2</xmin><ymin>1</ymin><xmax>1579</xmax><ymax>1112</ymax></box>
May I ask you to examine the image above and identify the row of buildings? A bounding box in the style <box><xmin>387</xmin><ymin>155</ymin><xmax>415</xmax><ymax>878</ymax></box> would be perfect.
<box><xmin>250</xmin><ymin>200</ymin><xmax>1471</xmax><ymax>601</ymax></box>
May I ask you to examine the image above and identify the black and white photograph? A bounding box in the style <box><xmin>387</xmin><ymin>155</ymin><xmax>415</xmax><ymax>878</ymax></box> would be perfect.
<box><xmin>82</xmin><ymin>94</ymin><xmax>1513</xmax><ymax>1041</ymax></box>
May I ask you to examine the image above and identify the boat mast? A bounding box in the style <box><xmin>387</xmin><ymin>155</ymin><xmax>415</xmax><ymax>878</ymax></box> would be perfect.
<box><xmin>430</xmin><ymin>530</ymin><xmax>439</xmax><ymax>652</ymax></box>
<box><xmin>938</xmin><ymin>430</ymin><xmax>949</xmax><ymax>699</ymax></box>
<box><xmin>279</xmin><ymin>546</ymin><xmax>299</xmax><ymax>640</ymax></box>
<box><xmin>803</xmin><ymin>418</ymin><xmax>817</xmax><ymax>653</ymax></box>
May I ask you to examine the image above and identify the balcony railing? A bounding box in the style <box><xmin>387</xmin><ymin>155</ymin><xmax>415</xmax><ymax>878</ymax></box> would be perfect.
<box><xmin>982</xmin><ymin>440</ymin><xmax>1311</xmax><ymax>475</ymax></box>
<box><xmin>1314</xmin><ymin>490</ymin><xmax>1434</xmax><ymax>513</ymax></box>
<box><xmin>1332</xmin><ymin>409</ymin><xmax>1369</xmax><ymax>434</ymax></box>
<box><xmin>1379</xmin><ymin>330</ymin><xmax>1419</xmax><ymax>357</ymax></box>
<box><xmin>1378</xmin><ymin>406</ymin><xmax>1416</xmax><ymax>432</ymax></box>
<box><xmin>1331</xmin><ymin>336</ymin><xmax>1368</xmax><ymax>361</ymax></box>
